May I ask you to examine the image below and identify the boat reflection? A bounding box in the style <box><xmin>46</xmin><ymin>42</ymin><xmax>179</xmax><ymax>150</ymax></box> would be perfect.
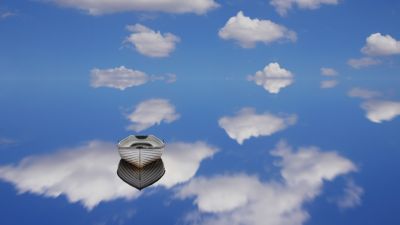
<box><xmin>117</xmin><ymin>158</ymin><xmax>165</xmax><ymax>190</ymax></box>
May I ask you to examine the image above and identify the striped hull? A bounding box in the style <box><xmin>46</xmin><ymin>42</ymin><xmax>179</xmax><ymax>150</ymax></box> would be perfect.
<box><xmin>117</xmin><ymin>159</ymin><xmax>165</xmax><ymax>190</ymax></box>
<box><xmin>118</xmin><ymin>147</ymin><xmax>163</xmax><ymax>168</ymax></box>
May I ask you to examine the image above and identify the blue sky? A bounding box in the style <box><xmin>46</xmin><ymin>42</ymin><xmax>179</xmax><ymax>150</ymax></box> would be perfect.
<box><xmin>1</xmin><ymin>0</ymin><xmax>400</xmax><ymax>225</ymax></box>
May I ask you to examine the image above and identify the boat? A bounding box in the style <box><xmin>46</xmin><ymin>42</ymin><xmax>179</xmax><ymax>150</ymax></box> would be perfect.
<box><xmin>117</xmin><ymin>158</ymin><xmax>165</xmax><ymax>190</ymax></box>
<box><xmin>117</xmin><ymin>135</ymin><xmax>165</xmax><ymax>168</ymax></box>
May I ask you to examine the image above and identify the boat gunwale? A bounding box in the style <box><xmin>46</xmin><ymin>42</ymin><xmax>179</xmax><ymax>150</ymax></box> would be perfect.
<box><xmin>117</xmin><ymin>135</ymin><xmax>165</xmax><ymax>149</ymax></box>
<box><xmin>118</xmin><ymin>145</ymin><xmax>164</xmax><ymax>150</ymax></box>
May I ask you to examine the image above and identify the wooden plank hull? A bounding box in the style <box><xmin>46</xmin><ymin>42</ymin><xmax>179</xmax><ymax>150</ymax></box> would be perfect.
<box><xmin>118</xmin><ymin>147</ymin><xmax>163</xmax><ymax>168</ymax></box>
<box><xmin>117</xmin><ymin>159</ymin><xmax>165</xmax><ymax>190</ymax></box>
<box><xmin>117</xmin><ymin>135</ymin><xmax>165</xmax><ymax>168</ymax></box>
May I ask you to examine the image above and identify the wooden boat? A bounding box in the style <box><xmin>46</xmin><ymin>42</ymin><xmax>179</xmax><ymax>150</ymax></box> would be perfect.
<box><xmin>117</xmin><ymin>135</ymin><xmax>164</xmax><ymax>168</ymax></box>
<box><xmin>117</xmin><ymin>158</ymin><xmax>165</xmax><ymax>190</ymax></box>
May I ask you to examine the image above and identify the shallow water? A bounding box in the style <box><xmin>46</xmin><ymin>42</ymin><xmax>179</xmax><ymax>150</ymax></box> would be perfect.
<box><xmin>1</xmin><ymin>1</ymin><xmax>400</xmax><ymax>225</ymax></box>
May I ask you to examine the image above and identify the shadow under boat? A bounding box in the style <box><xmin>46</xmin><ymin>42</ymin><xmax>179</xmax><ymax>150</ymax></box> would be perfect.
<box><xmin>117</xmin><ymin>158</ymin><xmax>165</xmax><ymax>190</ymax></box>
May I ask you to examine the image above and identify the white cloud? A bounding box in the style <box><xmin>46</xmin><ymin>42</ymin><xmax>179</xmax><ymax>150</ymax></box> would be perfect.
<box><xmin>126</xmin><ymin>98</ymin><xmax>180</xmax><ymax>131</ymax></box>
<box><xmin>90</xmin><ymin>66</ymin><xmax>149</xmax><ymax>90</ymax></box>
<box><xmin>0</xmin><ymin>140</ymin><xmax>217</xmax><ymax>210</ymax></box>
<box><xmin>361</xmin><ymin>100</ymin><xmax>400</xmax><ymax>123</ymax></box>
<box><xmin>270</xmin><ymin>0</ymin><xmax>339</xmax><ymax>16</ymax></box>
<box><xmin>334</xmin><ymin>180</ymin><xmax>363</xmax><ymax>209</ymax></box>
<box><xmin>218</xmin><ymin>11</ymin><xmax>296</xmax><ymax>48</ymax></box>
<box><xmin>125</xmin><ymin>24</ymin><xmax>180</xmax><ymax>57</ymax></box>
<box><xmin>247</xmin><ymin>62</ymin><xmax>294</xmax><ymax>94</ymax></box>
<box><xmin>320</xmin><ymin>80</ymin><xmax>338</xmax><ymax>89</ymax></box>
<box><xmin>348</xmin><ymin>87</ymin><xmax>382</xmax><ymax>99</ymax></box>
<box><xmin>158</xmin><ymin>142</ymin><xmax>218</xmax><ymax>188</ymax></box>
<box><xmin>348</xmin><ymin>33</ymin><xmax>400</xmax><ymax>69</ymax></box>
<box><xmin>348</xmin><ymin>88</ymin><xmax>400</xmax><ymax>123</ymax></box>
<box><xmin>347</xmin><ymin>57</ymin><xmax>381</xmax><ymax>69</ymax></box>
<box><xmin>218</xmin><ymin>108</ymin><xmax>297</xmax><ymax>144</ymax></box>
<box><xmin>0</xmin><ymin>141</ymin><xmax>138</xmax><ymax>210</ymax></box>
<box><xmin>320</xmin><ymin>67</ymin><xmax>338</xmax><ymax>76</ymax></box>
<box><xmin>271</xmin><ymin>141</ymin><xmax>356</xmax><ymax>187</ymax></box>
<box><xmin>49</xmin><ymin>0</ymin><xmax>219</xmax><ymax>15</ymax></box>
<box><xmin>168</xmin><ymin>74</ymin><xmax>177</xmax><ymax>83</ymax></box>
<box><xmin>0</xmin><ymin>11</ymin><xmax>16</xmax><ymax>19</ymax></box>
<box><xmin>150</xmin><ymin>73</ymin><xmax>177</xmax><ymax>83</ymax></box>
<box><xmin>361</xmin><ymin>33</ymin><xmax>400</xmax><ymax>56</ymax></box>
<box><xmin>178</xmin><ymin>174</ymin><xmax>261</xmax><ymax>213</ymax></box>
<box><xmin>0</xmin><ymin>137</ymin><xmax>16</xmax><ymax>147</ymax></box>
<box><xmin>90</xmin><ymin>66</ymin><xmax>176</xmax><ymax>90</ymax></box>
<box><xmin>177</xmin><ymin>141</ymin><xmax>357</xmax><ymax>225</ymax></box>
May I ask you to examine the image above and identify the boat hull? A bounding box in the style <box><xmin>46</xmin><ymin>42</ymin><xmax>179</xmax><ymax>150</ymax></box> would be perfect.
<box><xmin>117</xmin><ymin>159</ymin><xmax>165</xmax><ymax>190</ymax></box>
<box><xmin>117</xmin><ymin>135</ymin><xmax>165</xmax><ymax>168</ymax></box>
<box><xmin>118</xmin><ymin>147</ymin><xmax>163</xmax><ymax>168</ymax></box>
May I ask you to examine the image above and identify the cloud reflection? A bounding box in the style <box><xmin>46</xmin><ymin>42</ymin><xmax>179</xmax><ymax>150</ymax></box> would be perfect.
<box><xmin>348</xmin><ymin>87</ymin><xmax>400</xmax><ymax>123</ymax></box>
<box><xmin>219</xmin><ymin>108</ymin><xmax>297</xmax><ymax>144</ymax></box>
<box><xmin>361</xmin><ymin>100</ymin><xmax>400</xmax><ymax>123</ymax></box>
<box><xmin>90</xmin><ymin>66</ymin><xmax>176</xmax><ymax>90</ymax></box>
<box><xmin>334</xmin><ymin>179</ymin><xmax>364</xmax><ymax>209</ymax></box>
<box><xmin>248</xmin><ymin>62</ymin><xmax>294</xmax><ymax>94</ymax></box>
<box><xmin>0</xmin><ymin>137</ymin><xmax>16</xmax><ymax>148</ymax></box>
<box><xmin>348</xmin><ymin>87</ymin><xmax>382</xmax><ymax>99</ymax></box>
<box><xmin>0</xmin><ymin>140</ymin><xmax>217</xmax><ymax>210</ymax></box>
<box><xmin>126</xmin><ymin>98</ymin><xmax>180</xmax><ymax>131</ymax></box>
<box><xmin>125</xmin><ymin>24</ymin><xmax>180</xmax><ymax>57</ymax></box>
<box><xmin>117</xmin><ymin>159</ymin><xmax>166</xmax><ymax>190</ymax></box>
<box><xmin>176</xmin><ymin>141</ymin><xmax>358</xmax><ymax>225</ymax></box>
